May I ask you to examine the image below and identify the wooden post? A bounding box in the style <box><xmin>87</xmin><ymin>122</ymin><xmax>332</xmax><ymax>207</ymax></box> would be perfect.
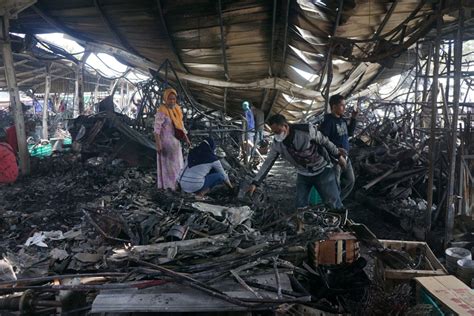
<box><xmin>42</xmin><ymin>63</ymin><xmax>51</xmax><ymax>139</ymax></box>
<box><xmin>73</xmin><ymin>51</ymin><xmax>90</xmax><ymax>117</ymax></box>
<box><xmin>0</xmin><ymin>15</ymin><xmax>30</xmax><ymax>175</ymax></box>
<box><xmin>445</xmin><ymin>7</ymin><xmax>464</xmax><ymax>245</ymax></box>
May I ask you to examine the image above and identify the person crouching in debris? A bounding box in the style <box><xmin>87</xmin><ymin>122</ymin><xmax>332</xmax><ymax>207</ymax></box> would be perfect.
<box><xmin>178</xmin><ymin>138</ymin><xmax>233</xmax><ymax>199</ymax></box>
<box><xmin>0</xmin><ymin>133</ymin><xmax>19</xmax><ymax>184</ymax></box>
<box><xmin>320</xmin><ymin>94</ymin><xmax>357</xmax><ymax>201</ymax></box>
<box><xmin>248</xmin><ymin>114</ymin><xmax>346</xmax><ymax>209</ymax></box>
<box><xmin>155</xmin><ymin>88</ymin><xmax>191</xmax><ymax>191</ymax></box>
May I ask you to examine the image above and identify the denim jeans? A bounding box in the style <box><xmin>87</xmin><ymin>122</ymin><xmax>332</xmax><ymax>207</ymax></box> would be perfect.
<box><xmin>198</xmin><ymin>172</ymin><xmax>225</xmax><ymax>192</ymax></box>
<box><xmin>335</xmin><ymin>158</ymin><xmax>355</xmax><ymax>201</ymax></box>
<box><xmin>296</xmin><ymin>167</ymin><xmax>343</xmax><ymax>209</ymax></box>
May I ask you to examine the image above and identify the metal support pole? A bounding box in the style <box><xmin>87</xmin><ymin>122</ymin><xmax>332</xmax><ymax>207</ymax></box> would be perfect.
<box><xmin>42</xmin><ymin>63</ymin><xmax>51</xmax><ymax>139</ymax></box>
<box><xmin>223</xmin><ymin>87</ymin><xmax>227</xmax><ymax>116</ymax></box>
<box><xmin>426</xmin><ymin>10</ymin><xmax>442</xmax><ymax>237</ymax></box>
<box><xmin>74</xmin><ymin>52</ymin><xmax>89</xmax><ymax>117</ymax></box>
<box><xmin>414</xmin><ymin>42</ymin><xmax>419</xmax><ymax>141</ymax></box>
<box><xmin>445</xmin><ymin>7</ymin><xmax>464</xmax><ymax>245</ymax></box>
<box><xmin>120</xmin><ymin>79</ymin><xmax>124</xmax><ymax>109</ymax></box>
<box><xmin>94</xmin><ymin>75</ymin><xmax>100</xmax><ymax>105</ymax></box>
<box><xmin>0</xmin><ymin>15</ymin><xmax>30</xmax><ymax>175</ymax></box>
<box><xmin>445</xmin><ymin>41</ymin><xmax>452</xmax><ymax>128</ymax></box>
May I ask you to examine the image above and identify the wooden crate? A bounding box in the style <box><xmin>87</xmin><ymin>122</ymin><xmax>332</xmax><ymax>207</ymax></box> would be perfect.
<box><xmin>374</xmin><ymin>239</ymin><xmax>447</xmax><ymax>288</ymax></box>
<box><xmin>309</xmin><ymin>232</ymin><xmax>360</xmax><ymax>267</ymax></box>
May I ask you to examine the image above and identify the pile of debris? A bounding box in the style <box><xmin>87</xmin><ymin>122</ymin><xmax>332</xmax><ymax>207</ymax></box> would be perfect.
<box><xmin>0</xmin><ymin>152</ymin><xmax>383</xmax><ymax>314</ymax></box>
<box><xmin>350</xmin><ymin>140</ymin><xmax>436</xmax><ymax>237</ymax></box>
<box><xmin>1</xmin><ymin>109</ymin><xmax>451</xmax><ymax>314</ymax></box>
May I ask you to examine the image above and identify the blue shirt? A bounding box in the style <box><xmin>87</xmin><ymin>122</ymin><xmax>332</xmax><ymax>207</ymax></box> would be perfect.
<box><xmin>320</xmin><ymin>114</ymin><xmax>356</xmax><ymax>151</ymax></box>
<box><xmin>245</xmin><ymin>109</ymin><xmax>255</xmax><ymax>131</ymax></box>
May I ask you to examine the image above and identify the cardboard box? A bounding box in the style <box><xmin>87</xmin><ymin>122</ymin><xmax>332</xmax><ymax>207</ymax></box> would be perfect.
<box><xmin>415</xmin><ymin>275</ymin><xmax>474</xmax><ymax>316</ymax></box>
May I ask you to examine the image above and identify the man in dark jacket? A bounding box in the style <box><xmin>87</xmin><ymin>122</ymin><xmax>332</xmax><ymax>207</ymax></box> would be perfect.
<box><xmin>248</xmin><ymin>114</ymin><xmax>345</xmax><ymax>209</ymax></box>
<box><xmin>320</xmin><ymin>94</ymin><xmax>357</xmax><ymax>201</ymax></box>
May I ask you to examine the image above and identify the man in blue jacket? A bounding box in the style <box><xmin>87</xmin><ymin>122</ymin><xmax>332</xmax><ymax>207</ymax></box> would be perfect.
<box><xmin>320</xmin><ymin>94</ymin><xmax>357</xmax><ymax>201</ymax></box>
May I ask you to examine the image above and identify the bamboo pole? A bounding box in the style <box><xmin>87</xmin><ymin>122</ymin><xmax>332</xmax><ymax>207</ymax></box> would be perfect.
<box><xmin>0</xmin><ymin>15</ymin><xmax>30</xmax><ymax>175</ymax></box>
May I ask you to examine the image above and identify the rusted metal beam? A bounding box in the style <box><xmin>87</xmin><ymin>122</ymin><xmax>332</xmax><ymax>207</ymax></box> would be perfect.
<box><xmin>217</xmin><ymin>0</ymin><xmax>230</xmax><ymax>81</ymax></box>
<box><xmin>445</xmin><ymin>6</ymin><xmax>464</xmax><ymax>245</ymax></box>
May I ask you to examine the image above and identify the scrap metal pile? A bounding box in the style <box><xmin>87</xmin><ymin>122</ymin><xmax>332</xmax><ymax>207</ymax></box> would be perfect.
<box><xmin>345</xmin><ymin>103</ymin><xmax>472</xmax><ymax>240</ymax></box>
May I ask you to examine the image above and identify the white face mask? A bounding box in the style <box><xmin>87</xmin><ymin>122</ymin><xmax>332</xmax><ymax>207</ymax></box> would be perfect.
<box><xmin>274</xmin><ymin>131</ymin><xmax>287</xmax><ymax>142</ymax></box>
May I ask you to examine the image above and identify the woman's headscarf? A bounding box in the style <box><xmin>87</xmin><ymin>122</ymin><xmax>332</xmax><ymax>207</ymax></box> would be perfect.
<box><xmin>157</xmin><ymin>88</ymin><xmax>185</xmax><ymax>131</ymax></box>
<box><xmin>187</xmin><ymin>138</ymin><xmax>218</xmax><ymax>168</ymax></box>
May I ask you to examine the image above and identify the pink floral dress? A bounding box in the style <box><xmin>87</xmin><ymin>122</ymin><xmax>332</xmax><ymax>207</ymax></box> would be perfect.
<box><xmin>154</xmin><ymin>112</ymin><xmax>184</xmax><ymax>190</ymax></box>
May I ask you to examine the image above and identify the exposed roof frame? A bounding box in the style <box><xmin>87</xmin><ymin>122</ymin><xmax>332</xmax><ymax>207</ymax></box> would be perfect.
<box><xmin>373</xmin><ymin>0</ymin><xmax>399</xmax><ymax>39</ymax></box>
<box><xmin>155</xmin><ymin>0</ymin><xmax>189</xmax><ymax>73</ymax></box>
<box><xmin>31</xmin><ymin>4</ymin><xmax>90</xmax><ymax>43</ymax></box>
<box><xmin>93</xmin><ymin>0</ymin><xmax>142</xmax><ymax>58</ymax></box>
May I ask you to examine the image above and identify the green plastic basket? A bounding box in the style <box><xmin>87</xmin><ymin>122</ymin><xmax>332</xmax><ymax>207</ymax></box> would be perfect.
<box><xmin>28</xmin><ymin>143</ymin><xmax>52</xmax><ymax>158</ymax></box>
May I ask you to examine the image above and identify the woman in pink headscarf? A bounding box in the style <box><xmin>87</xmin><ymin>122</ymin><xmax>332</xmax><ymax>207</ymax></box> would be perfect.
<box><xmin>154</xmin><ymin>88</ymin><xmax>190</xmax><ymax>190</ymax></box>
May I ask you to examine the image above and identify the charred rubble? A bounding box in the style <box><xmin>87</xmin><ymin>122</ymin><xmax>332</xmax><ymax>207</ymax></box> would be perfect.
<box><xmin>0</xmin><ymin>105</ymin><xmax>456</xmax><ymax>315</ymax></box>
